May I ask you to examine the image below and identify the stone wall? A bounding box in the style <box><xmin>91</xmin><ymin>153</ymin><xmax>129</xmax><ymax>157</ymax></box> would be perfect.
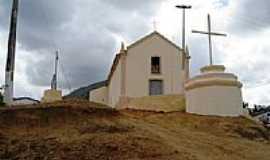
<box><xmin>117</xmin><ymin>95</ymin><xmax>185</xmax><ymax>112</ymax></box>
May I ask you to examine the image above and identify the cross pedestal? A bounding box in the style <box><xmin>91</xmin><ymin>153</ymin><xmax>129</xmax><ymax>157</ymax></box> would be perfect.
<box><xmin>184</xmin><ymin>65</ymin><xmax>243</xmax><ymax>117</ymax></box>
<box><xmin>41</xmin><ymin>89</ymin><xmax>62</xmax><ymax>103</ymax></box>
<box><xmin>200</xmin><ymin>65</ymin><xmax>225</xmax><ymax>74</ymax></box>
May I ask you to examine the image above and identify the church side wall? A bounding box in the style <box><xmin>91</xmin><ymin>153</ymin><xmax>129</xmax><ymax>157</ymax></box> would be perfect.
<box><xmin>125</xmin><ymin>35</ymin><xmax>185</xmax><ymax>98</ymax></box>
<box><xmin>89</xmin><ymin>86</ymin><xmax>108</xmax><ymax>105</ymax></box>
<box><xmin>108</xmin><ymin>58</ymin><xmax>122</xmax><ymax>108</ymax></box>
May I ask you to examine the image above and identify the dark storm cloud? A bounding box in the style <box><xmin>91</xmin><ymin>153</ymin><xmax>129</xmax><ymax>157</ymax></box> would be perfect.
<box><xmin>0</xmin><ymin>0</ymin><xmax>74</xmax><ymax>51</ymax></box>
<box><xmin>104</xmin><ymin>0</ymin><xmax>159</xmax><ymax>8</ymax></box>
<box><xmin>103</xmin><ymin>0</ymin><xmax>163</xmax><ymax>15</ymax></box>
<box><xmin>228</xmin><ymin>0</ymin><xmax>270</xmax><ymax>35</ymax></box>
<box><xmin>0</xmin><ymin>0</ymin><xmax>163</xmax><ymax>89</ymax></box>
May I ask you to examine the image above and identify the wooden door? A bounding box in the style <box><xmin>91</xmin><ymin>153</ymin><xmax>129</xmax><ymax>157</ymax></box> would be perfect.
<box><xmin>149</xmin><ymin>80</ymin><xmax>163</xmax><ymax>96</ymax></box>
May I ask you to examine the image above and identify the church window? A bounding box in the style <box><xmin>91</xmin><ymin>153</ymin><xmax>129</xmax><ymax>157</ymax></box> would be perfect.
<box><xmin>151</xmin><ymin>57</ymin><xmax>161</xmax><ymax>74</ymax></box>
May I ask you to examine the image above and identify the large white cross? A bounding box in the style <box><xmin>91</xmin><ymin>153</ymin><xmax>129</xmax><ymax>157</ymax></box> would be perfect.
<box><xmin>192</xmin><ymin>14</ymin><xmax>227</xmax><ymax>66</ymax></box>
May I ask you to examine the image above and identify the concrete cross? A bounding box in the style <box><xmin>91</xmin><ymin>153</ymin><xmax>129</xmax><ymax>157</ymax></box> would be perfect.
<box><xmin>192</xmin><ymin>14</ymin><xmax>227</xmax><ymax>66</ymax></box>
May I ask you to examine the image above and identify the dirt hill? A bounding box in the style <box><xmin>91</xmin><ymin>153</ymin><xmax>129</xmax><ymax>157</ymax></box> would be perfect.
<box><xmin>0</xmin><ymin>100</ymin><xmax>269</xmax><ymax>160</ymax></box>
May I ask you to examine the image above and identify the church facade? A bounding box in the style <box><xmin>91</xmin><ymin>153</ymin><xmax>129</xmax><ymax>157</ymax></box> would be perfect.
<box><xmin>90</xmin><ymin>31</ymin><xmax>188</xmax><ymax>108</ymax></box>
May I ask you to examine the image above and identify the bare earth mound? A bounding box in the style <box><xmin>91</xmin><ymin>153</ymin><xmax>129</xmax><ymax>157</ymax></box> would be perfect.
<box><xmin>0</xmin><ymin>100</ymin><xmax>269</xmax><ymax>160</ymax></box>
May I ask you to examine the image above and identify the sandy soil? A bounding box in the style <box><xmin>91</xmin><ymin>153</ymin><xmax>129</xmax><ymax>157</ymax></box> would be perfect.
<box><xmin>0</xmin><ymin>100</ymin><xmax>269</xmax><ymax>160</ymax></box>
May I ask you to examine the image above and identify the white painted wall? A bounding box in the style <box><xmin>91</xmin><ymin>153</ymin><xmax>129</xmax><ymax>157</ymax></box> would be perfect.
<box><xmin>125</xmin><ymin>34</ymin><xmax>184</xmax><ymax>98</ymax></box>
<box><xmin>89</xmin><ymin>86</ymin><xmax>108</xmax><ymax>105</ymax></box>
<box><xmin>108</xmin><ymin>58</ymin><xmax>122</xmax><ymax>107</ymax></box>
<box><xmin>90</xmin><ymin>32</ymin><xmax>185</xmax><ymax>108</ymax></box>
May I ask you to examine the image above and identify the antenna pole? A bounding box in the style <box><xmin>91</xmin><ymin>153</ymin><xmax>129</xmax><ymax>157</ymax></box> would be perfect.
<box><xmin>55</xmin><ymin>51</ymin><xmax>59</xmax><ymax>90</ymax></box>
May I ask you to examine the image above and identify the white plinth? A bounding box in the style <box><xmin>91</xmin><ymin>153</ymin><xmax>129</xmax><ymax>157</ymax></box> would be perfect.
<box><xmin>185</xmin><ymin>65</ymin><xmax>243</xmax><ymax>117</ymax></box>
<box><xmin>41</xmin><ymin>89</ymin><xmax>62</xmax><ymax>103</ymax></box>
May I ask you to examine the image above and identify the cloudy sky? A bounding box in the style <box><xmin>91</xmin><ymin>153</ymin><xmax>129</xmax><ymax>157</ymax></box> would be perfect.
<box><xmin>0</xmin><ymin>0</ymin><xmax>270</xmax><ymax>105</ymax></box>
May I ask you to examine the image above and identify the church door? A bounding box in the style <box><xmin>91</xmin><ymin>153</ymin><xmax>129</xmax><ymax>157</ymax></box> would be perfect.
<box><xmin>149</xmin><ymin>80</ymin><xmax>163</xmax><ymax>96</ymax></box>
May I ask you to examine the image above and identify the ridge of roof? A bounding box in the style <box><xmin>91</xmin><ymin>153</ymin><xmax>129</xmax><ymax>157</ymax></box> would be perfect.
<box><xmin>127</xmin><ymin>31</ymin><xmax>183</xmax><ymax>51</ymax></box>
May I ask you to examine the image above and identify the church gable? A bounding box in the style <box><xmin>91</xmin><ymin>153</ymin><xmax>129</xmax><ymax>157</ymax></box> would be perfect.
<box><xmin>124</xmin><ymin>31</ymin><xmax>184</xmax><ymax>98</ymax></box>
<box><xmin>127</xmin><ymin>31</ymin><xmax>182</xmax><ymax>52</ymax></box>
<box><xmin>107</xmin><ymin>31</ymin><xmax>182</xmax><ymax>84</ymax></box>
<box><xmin>102</xmin><ymin>31</ymin><xmax>185</xmax><ymax>107</ymax></box>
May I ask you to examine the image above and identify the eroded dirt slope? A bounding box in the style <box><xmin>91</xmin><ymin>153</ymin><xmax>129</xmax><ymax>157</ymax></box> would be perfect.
<box><xmin>0</xmin><ymin>100</ymin><xmax>269</xmax><ymax>160</ymax></box>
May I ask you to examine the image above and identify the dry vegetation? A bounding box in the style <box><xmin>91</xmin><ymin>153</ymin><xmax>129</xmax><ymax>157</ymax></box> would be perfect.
<box><xmin>0</xmin><ymin>100</ymin><xmax>269</xmax><ymax>160</ymax></box>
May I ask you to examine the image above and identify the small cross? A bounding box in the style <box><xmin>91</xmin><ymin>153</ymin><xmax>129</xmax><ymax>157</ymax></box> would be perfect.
<box><xmin>152</xmin><ymin>19</ymin><xmax>158</xmax><ymax>31</ymax></box>
<box><xmin>192</xmin><ymin>14</ymin><xmax>227</xmax><ymax>66</ymax></box>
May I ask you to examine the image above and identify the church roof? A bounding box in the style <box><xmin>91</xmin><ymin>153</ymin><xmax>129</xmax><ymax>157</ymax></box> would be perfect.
<box><xmin>127</xmin><ymin>31</ymin><xmax>182</xmax><ymax>51</ymax></box>
<box><xmin>108</xmin><ymin>53</ymin><xmax>121</xmax><ymax>83</ymax></box>
<box><xmin>107</xmin><ymin>31</ymin><xmax>183</xmax><ymax>83</ymax></box>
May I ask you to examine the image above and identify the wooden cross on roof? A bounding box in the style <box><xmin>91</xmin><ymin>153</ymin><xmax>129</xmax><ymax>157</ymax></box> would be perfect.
<box><xmin>153</xmin><ymin>19</ymin><xmax>157</xmax><ymax>31</ymax></box>
<box><xmin>192</xmin><ymin>14</ymin><xmax>227</xmax><ymax>66</ymax></box>
<box><xmin>152</xmin><ymin>19</ymin><xmax>161</xmax><ymax>31</ymax></box>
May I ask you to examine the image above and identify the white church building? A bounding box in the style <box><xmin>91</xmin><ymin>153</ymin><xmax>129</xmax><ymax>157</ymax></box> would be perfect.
<box><xmin>89</xmin><ymin>31</ymin><xmax>244</xmax><ymax>117</ymax></box>
<box><xmin>90</xmin><ymin>31</ymin><xmax>189</xmax><ymax>108</ymax></box>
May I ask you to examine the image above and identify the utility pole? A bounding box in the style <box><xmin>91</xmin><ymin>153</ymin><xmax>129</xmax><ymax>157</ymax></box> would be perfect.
<box><xmin>176</xmin><ymin>5</ymin><xmax>192</xmax><ymax>81</ymax></box>
<box><xmin>192</xmin><ymin>14</ymin><xmax>227</xmax><ymax>66</ymax></box>
<box><xmin>4</xmin><ymin>0</ymin><xmax>19</xmax><ymax>105</ymax></box>
<box><xmin>176</xmin><ymin>5</ymin><xmax>192</xmax><ymax>52</ymax></box>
